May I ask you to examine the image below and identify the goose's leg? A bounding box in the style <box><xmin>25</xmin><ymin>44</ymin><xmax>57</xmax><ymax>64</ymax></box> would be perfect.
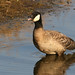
<box><xmin>57</xmin><ymin>51</ymin><xmax>65</xmax><ymax>56</ymax></box>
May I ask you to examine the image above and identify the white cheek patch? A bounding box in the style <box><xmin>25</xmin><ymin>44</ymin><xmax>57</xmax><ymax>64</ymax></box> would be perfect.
<box><xmin>33</xmin><ymin>14</ymin><xmax>40</xmax><ymax>22</ymax></box>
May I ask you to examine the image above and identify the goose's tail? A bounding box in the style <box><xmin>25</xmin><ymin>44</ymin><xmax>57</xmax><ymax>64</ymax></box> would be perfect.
<box><xmin>67</xmin><ymin>41</ymin><xmax>75</xmax><ymax>50</ymax></box>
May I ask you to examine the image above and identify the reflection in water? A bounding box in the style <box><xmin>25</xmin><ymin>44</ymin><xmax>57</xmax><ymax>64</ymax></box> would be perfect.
<box><xmin>0</xmin><ymin>18</ymin><xmax>33</xmax><ymax>49</ymax></box>
<box><xmin>34</xmin><ymin>54</ymin><xmax>75</xmax><ymax>75</ymax></box>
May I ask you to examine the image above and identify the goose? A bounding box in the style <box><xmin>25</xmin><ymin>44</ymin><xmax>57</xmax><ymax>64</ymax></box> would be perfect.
<box><xmin>28</xmin><ymin>11</ymin><xmax>75</xmax><ymax>56</ymax></box>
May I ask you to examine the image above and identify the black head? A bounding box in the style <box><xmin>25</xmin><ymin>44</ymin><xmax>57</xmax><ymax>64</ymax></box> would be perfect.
<box><xmin>28</xmin><ymin>11</ymin><xmax>41</xmax><ymax>22</ymax></box>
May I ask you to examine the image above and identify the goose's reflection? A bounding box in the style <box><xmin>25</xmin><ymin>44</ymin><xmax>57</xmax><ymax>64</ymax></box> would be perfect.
<box><xmin>34</xmin><ymin>53</ymin><xmax>75</xmax><ymax>75</ymax></box>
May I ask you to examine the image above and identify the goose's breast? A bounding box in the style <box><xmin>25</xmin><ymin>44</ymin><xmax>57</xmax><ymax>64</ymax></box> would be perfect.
<box><xmin>36</xmin><ymin>39</ymin><xmax>65</xmax><ymax>53</ymax></box>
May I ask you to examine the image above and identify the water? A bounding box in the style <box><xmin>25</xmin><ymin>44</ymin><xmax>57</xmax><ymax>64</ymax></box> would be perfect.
<box><xmin>0</xmin><ymin>0</ymin><xmax>75</xmax><ymax>75</ymax></box>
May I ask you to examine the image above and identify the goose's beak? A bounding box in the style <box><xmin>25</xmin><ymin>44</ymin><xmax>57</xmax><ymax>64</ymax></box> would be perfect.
<box><xmin>28</xmin><ymin>18</ymin><xmax>32</xmax><ymax>21</ymax></box>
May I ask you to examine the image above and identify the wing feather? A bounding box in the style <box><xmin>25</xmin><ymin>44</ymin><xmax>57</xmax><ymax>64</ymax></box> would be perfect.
<box><xmin>45</xmin><ymin>30</ymin><xmax>75</xmax><ymax>50</ymax></box>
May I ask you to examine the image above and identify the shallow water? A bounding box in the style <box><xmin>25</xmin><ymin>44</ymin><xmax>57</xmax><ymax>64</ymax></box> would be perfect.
<box><xmin>0</xmin><ymin>0</ymin><xmax>75</xmax><ymax>75</ymax></box>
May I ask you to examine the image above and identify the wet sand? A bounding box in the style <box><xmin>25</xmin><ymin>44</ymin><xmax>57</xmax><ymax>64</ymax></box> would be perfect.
<box><xmin>0</xmin><ymin>0</ymin><xmax>72</xmax><ymax>22</ymax></box>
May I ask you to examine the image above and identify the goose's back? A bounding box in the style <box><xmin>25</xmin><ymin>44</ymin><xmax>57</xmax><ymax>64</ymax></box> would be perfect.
<box><xmin>44</xmin><ymin>30</ymin><xmax>75</xmax><ymax>50</ymax></box>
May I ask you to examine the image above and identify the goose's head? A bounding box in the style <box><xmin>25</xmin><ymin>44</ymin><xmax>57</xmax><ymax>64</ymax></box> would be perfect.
<box><xmin>28</xmin><ymin>11</ymin><xmax>41</xmax><ymax>22</ymax></box>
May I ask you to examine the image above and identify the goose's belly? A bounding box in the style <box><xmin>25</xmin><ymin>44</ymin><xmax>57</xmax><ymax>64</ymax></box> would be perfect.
<box><xmin>34</xmin><ymin>39</ymin><xmax>65</xmax><ymax>54</ymax></box>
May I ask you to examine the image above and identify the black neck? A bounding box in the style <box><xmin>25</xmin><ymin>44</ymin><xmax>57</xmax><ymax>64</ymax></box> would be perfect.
<box><xmin>34</xmin><ymin>18</ymin><xmax>43</xmax><ymax>29</ymax></box>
